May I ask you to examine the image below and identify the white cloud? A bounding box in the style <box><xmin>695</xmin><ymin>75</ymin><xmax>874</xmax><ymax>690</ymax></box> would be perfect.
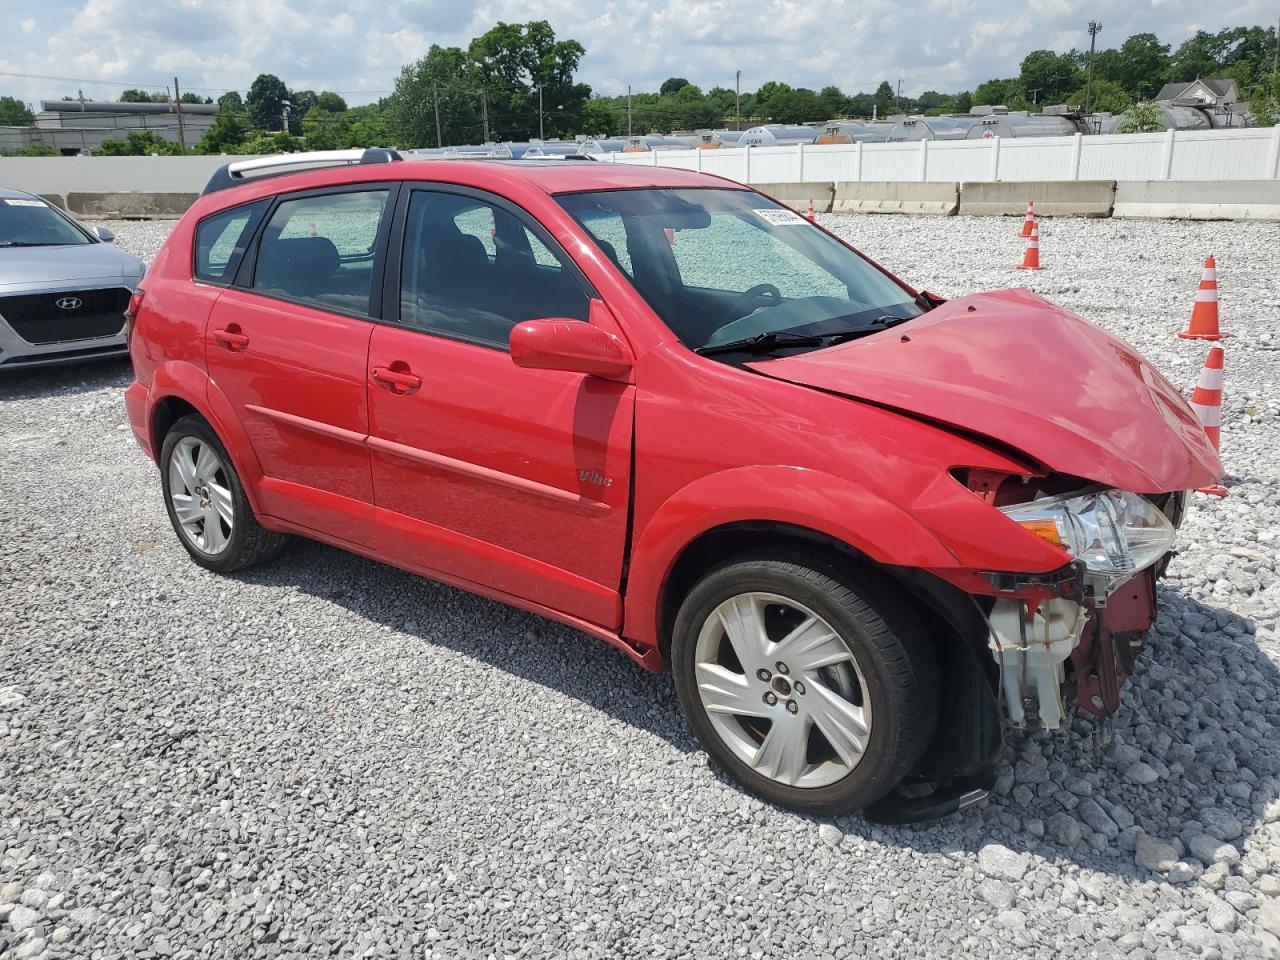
<box><xmin>1</xmin><ymin>0</ymin><xmax>1274</xmax><ymax>110</ymax></box>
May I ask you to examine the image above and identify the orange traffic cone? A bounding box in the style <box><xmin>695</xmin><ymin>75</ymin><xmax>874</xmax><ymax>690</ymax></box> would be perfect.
<box><xmin>1020</xmin><ymin>199</ymin><xmax>1035</xmax><ymax>237</ymax></box>
<box><xmin>1179</xmin><ymin>255</ymin><xmax>1228</xmax><ymax>340</ymax></box>
<box><xmin>1017</xmin><ymin>223</ymin><xmax>1041</xmax><ymax>270</ymax></box>
<box><xmin>806</xmin><ymin>197</ymin><xmax>816</xmax><ymax>221</ymax></box>
<box><xmin>1189</xmin><ymin>346</ymin><xmax>1228</xmax><ymax>497</ymax></box>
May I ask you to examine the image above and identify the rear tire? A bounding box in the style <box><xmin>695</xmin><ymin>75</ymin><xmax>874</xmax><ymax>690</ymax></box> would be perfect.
<box><xmin>671</xmin><ymin>552</ymin><xmax>939</xmax><ymax>815</ymax></box>
<box><xmin>159</xmin><ymin>414</ymin><xmax>286</xmax><ymax>573</ymax></box>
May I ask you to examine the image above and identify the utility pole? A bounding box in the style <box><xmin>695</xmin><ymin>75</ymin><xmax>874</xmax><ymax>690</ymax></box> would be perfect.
<box><xmin>627</xmin><ymin>84</ymin><xmax>632</xmax><ymax>136</ymax></box>
<box><xmin>735</xmin><ymin>70</ymin><xmax>741</xmax><ymax>130</ymax></box>
<box><xmin>896</xmin><ymin>78</ymin><xmax>903</xmax><ymax>114</ymax></box>
<box><xmin>281</xmin><ymin>99</ymin><xmax>291</xmax><ymax>135</ymax></box>
<box><xmin>1029</xmin><ymin>87</ymin><xmax>1041</xmax><ymax>105</ymax></box>
<box><xmin>172</xmin><ymin>76</ymin><xmax>187</xmax><ymax>153</ymax></box>
<box><xmin>432</xmin><ymin>83</ymin><xmax>442</xmax><ymax>148</ymax></box>
<box><xmin>1085</xmin><ymin>20</ymin><xmax>1102</xmax><ymax>115</ymax></box>
<box><xmin>536</xmin><ymin>84</ymin><xmax>545</xmax><ymax>140</ymax></box>
<box><xmin>481</xmin><ymin>86</ymin><xmax>489</xmax><ymax>142</ymax></box>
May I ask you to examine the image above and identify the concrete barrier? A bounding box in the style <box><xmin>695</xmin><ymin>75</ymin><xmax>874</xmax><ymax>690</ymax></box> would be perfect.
<box><xmin>66</xmin><ymin>192</ymin><xmax>198</xmax><ymax>219</ymax></box>
<box><xmin>753</xmin><ymin>182</ymin><xmax>834</xmax><ymax>214</ymax></box>
<box><xmin>959</xmin><ymin>180</ymin><xmax>1116</xmax><ymax>218</ymax></box>
<box><xmin>832</xmin><ymin>181</ymin><xmax>960</xmax><ymax>216</ymax></box>
<box><xmin>1113</xmin><ymin>180</ymin><xmax>1280</xmax><ymax>221</ymax></box>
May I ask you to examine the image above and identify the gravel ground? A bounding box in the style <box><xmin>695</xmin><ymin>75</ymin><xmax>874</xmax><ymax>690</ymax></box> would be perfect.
<box><xmin>2</xmin><ymin>214</ymin><xmax>1279</xmax><ymax>960</ymax></box>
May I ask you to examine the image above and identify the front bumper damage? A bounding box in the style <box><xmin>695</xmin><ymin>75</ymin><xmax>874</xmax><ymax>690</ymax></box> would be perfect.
<box><xmin>986</xmin><ymin>564</ymin><xmax>1161</xmax><ymax>732</ymax></box>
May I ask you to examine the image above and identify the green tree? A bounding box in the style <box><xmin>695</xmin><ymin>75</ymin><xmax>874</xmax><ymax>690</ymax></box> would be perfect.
<box><xmin>247</xmin><ymin>73</ymin><xmax>289</xmax><ymax>130</ymax></box>
<box><xmin>1116</xmin><ymin>101</ymin><xmax>1166</xmax><ymax>133</ymax></box>
<box><xmin>972</xmin><ymin>77</ymin><xmax>1019</xmax><ymax>106</ymax></box>
<box><xmin>468</xmin><ymin>20</ymin><xmax>590</xmax><ymax>140</ymax></box>
<box><xmin>1247</xmin><ymin>71</ymin><xmax>1280</xmax><ymax>125</ymax></box>
<box><xmin>1019</xmin><ymin>50</ymin><xmax>1081</xmax><ymax>103</ymax></box>
<box><xmin>659</xmin><ymin>77</ymin><xmax>690</xmax><ymax>96</ymax></box>
<box><xmin>15</xmin><ymin>143</ymin><xmax>59</xmax><ymax>156</ymax></box>
<box><xmin>0</xmin><ymin>96</ymin><xmax>34</xmax><ymax>125</ymax></box>
<box><xmin>96</xmin><ymin>130</ymin><xmax>182</xmax><ymax>156</ymax></box>
<box><xmin>231</xmin><ymin>130</ymin><xmax>307</xmax><ymax>154</ymax></box>
<box><xmin>1115</xmin><ymin>33</ymin><xmax>1171</xmax><ymax>96</ymax></box>
<box><xmin>819</xmin><ymin>85</ymin><xmax>850</xmax><ymax>117</ymax></box>
<box><xmin>1066</xmin><ymin>79</ymin><xmax>1130</xmax><ymax>114</ymax></box>
<box><xmin>315</xmin><ymin>91</ymin><xmax>348</xmax><ymax>113</ymax></box>
<box><xmin>287</xmin><ymin>89</ymin><xmax>318</xmax><ymax>134</ymax></box>
<box><xmin>765</xmin><ymin>88</ymin><xmax>825</xmax><ymax>123</ymax></box>
<box><xmin>388</xmin><ymin>44</ymin><xmax>480</xmax><ymax>147</ymax></box>
<box><xmin>179</xmin><ymin>92</ymin><xmax>203</xmax><ymax>104</ymax></box>
<box><xmin>705</xmin><ymin>86</ymin><xmax>737</xmax><ymax>116</ymax></box>
<box><xmin>1167</xmin><ymin>31</ymin><xmax>1220</xmax><ymax>83</ymax></box>
<box><xmin>119</xmin><ymin>89</ymin><xmax>167</xmax><ymax>103</ymax></box>
<box><xmin>195</xmin><ymin>111</ymin><xmax>250</xmax><ymax>154</ymax></box>
<box><xmin>872</xmin><ymin>81</ymin><xmax>897</xmax><ymax>116</ymax></box>
<box><xmin>217</xmin><ymin>91</ymin><xmax>245</xmax><ymax>114</ymax></box>
<box><xmin>953</xmin><ymin>91</ymin><xmax>974</xmax><ymax>114</ymax></box>
<box><xmin>580</xmin><ymin>97</ymin><xmax>621</xmax><ymax>136</ymax></box>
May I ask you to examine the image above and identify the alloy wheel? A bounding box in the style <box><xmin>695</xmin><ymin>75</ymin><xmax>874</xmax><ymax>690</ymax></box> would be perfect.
<box><xmin>694</xmin><ymin>591</ymin><xmax>872</xmax><ymax>788</ymax></box>
<box><xmin>168</xmin><ymin>436</ymin><xmax>234</xmax><ymax>555</ymax></box>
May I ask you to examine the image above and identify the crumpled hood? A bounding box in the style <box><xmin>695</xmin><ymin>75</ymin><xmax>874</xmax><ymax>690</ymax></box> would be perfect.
<box><xmin>0</xmin><ymin>244</ymin><xmax>144</xmax><ymax>288</ymax></box>
<box><xmin>748</xmin><ymin>288</ymin><xmax>1221</xmax><ymax>493</ymax></box>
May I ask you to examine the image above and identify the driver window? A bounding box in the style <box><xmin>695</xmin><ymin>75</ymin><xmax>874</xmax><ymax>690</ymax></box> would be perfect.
<box><xmin>668</xmin><ymin>213</ymin><xmax>845</xmax><ymax>298</ymax></box>
<box><xmin>399</xmin><ymin>191</ymin><xmax>590</xmax><ymax>349</ymax></box>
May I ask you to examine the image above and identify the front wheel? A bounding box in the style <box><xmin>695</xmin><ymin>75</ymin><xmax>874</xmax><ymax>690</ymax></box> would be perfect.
<box><xmin>671</xmin><ymin>554</ymin><xmax>939</xmax><ymax>815</ymax></box>
<box><xmin>159</xmin><ymin>415</ymin><xmax>286</xmax><ymax>573</ymax></box>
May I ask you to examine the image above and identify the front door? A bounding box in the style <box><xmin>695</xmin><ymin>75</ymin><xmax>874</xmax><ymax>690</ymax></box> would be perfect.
<box><xmin>367</xmin><ymin>187</ymin><xmax>634</xmax><ymax>627</ymax></box>
<box><xmin>204</xmin><ymin>186</ymin><xmax>394</xmax><ymax>545</ymax></box>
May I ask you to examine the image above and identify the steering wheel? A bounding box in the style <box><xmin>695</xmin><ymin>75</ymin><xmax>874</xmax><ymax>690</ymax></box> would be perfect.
<box><xmin>728</xmin><ymin>283</ymin><xmax>782</xmax><ymax>319</ymax></box>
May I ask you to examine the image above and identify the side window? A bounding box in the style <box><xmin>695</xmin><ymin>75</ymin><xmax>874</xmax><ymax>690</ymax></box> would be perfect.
<box><xmin>574</xmin><ymin>209</ymin><xmax>633</xmax><ymax>275</ymax></box>
<box><xmin>399</xmin><ymin>191</ymin><xmax>589</xmax><ymax>348</ymax></box>
<box><xmin>194</xmin><ymin>200</ymin><xmax>267</xmax><ymax>283</ymax></box>
<box><xmin>251</xmin><ymin>190</ymin><xmax>389</xmax><ymax>316</ymax></box>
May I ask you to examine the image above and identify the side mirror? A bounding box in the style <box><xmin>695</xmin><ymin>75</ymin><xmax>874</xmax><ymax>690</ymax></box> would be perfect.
<box><xmin>510</xmin><ymin>318</ymin><xmax>633</xmax><ymax>381</ymax></box>
<box><xmin>92</xmin><ymin>225</ymin><xmax>114</xmax><ymax>243</ymax></box>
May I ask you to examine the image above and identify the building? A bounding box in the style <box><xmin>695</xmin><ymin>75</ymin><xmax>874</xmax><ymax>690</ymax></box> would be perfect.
<box><xmin>1154</xmin><ymin>78</ymin><xmax>1240</xmax><ymax>107</ymax></box>
<box><xmin>1</xmin><ymin>99</ymin><xmax>219</xmax><ymax>155</ymax></box>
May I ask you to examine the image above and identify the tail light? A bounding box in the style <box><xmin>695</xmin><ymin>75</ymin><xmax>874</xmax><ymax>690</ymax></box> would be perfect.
<box><xmin>124</xmin><ymin>289</ymin><xmax>145</xmax><ymax>344</ymax></box>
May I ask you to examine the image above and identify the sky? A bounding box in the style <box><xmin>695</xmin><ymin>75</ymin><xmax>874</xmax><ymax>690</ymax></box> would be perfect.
<box><xmin>0</xmin><ymin>0</ymin><xmax>1277</xmax><ymax>108</ymax></box>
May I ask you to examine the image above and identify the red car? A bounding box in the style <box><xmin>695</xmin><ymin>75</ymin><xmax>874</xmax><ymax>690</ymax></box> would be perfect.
<box><xmin>125</xmin><ymin>150</ymin><xmax>1220</xmax><ymax>821</ymax></box>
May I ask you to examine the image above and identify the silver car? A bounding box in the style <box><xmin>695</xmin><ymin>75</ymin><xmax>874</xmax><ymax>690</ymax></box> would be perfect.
<box><xmin>0</xmin><ymin>188</ymin><xmax>146</xmax><ymax>369</ymax></box>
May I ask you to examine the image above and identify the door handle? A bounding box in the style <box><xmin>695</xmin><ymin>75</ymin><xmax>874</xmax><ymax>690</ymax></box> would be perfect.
<box><xmin>213</xmin><ymin>325</ymin><xmax>250</xmax><ymax>351</ymax></box>
<box><xmin>371</xmin><ymin>364</ymin><xmax>422</xmax><ymax>394</ymax></box>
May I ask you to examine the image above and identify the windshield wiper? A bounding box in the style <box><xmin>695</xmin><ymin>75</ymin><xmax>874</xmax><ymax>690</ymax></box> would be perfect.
<box><xmin>0</xmin><ymin>241</ymin><xmax>58</xmax><ymax>248</ymax></box>
<box><xmin>695</xmin><ymin>330</ymin><xmax>828</xmax><ymax>356</ymax></box>
<box><xmin>697</xmin><ymin>315</ymin><xmax>916</xmax><ymax>357</ymax></box>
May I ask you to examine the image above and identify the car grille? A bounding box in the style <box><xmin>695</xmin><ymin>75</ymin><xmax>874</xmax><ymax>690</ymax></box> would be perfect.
<box><xmin>0</xmin><ymin>287</ymin><xmax>130</xmax><ymax>344</ymax></box>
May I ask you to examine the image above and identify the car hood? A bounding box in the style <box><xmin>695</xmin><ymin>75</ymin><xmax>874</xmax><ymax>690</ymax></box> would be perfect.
<box><xmin>747</xmin><ymin>288</ymin><xmax>1220</xmax><ymax>493</ymax></box>
<box><xmin>0</xmin><ymin>243</ymin><xmax>144</xmax><ymax>288</ymax></box>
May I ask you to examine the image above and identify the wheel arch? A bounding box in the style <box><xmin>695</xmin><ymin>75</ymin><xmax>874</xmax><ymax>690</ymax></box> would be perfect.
<box><xmin>147</xmin><ymin>361</ymin><xmax>267</xmax><ymax>516</ymax></box>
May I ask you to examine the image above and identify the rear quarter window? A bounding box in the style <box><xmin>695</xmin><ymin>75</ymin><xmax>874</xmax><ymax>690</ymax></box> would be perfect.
<box><xmin>194</xmin><ymin>200</ymin><xmax>268</xmax><ymax>283</ymax></box>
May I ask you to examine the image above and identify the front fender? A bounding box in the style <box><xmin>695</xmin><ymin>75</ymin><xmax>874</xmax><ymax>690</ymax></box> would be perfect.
<box><xmin>146</xmin><ymin>360</ymin><xmax>267</xmax><ymax>517</ymax></box>
<box><xmin>622</xmin><ymin>465</ymin><xmax>962</xmax><ymax>655</ymax></box>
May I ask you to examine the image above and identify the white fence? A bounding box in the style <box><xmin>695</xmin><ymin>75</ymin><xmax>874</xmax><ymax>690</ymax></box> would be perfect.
<box><xmin>602</xmin><ymin>126</ymin><xmax>1280</xmax><ymax>184</ymax></box>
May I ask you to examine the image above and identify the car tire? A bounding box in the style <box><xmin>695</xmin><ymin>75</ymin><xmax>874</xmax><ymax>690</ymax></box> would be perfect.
<box><xmin>671</xmin><ymin>552</ymin><xmax>939</xmax><ymax>815</ymax></box>
<box><xmin>159</xmin><ymin>414</ymin><xmax>287</xmax><ymax>573</ymax></box>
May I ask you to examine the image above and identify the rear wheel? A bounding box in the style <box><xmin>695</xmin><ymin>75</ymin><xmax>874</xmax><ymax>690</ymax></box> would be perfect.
<box><xmin>671</xmin><ymin>554</ymin><xmax>938</xmax><ymax>814</ymax></box>
<box><xmin>159</xmin><ymin>415</ymin><xmax>286</xmax><ymax>572</ymax></box>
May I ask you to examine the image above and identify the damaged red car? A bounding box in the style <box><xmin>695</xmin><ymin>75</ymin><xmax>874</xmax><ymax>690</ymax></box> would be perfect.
<box><xmin>124</xmin><ymin>151</ymin><xmax>1222</xmax><ymax>821</ymax></box>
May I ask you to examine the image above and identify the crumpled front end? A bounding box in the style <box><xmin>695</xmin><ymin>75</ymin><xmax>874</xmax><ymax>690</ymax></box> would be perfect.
<box><xmin>980</xmin><ymin>488</ymin><xmax>1185</xmax><ymax>731</ymax></box>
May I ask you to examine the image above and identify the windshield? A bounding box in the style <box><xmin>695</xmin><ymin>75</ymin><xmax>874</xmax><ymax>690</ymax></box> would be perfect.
<box><xmin>557</xmin><ymin>187</ymin><xmax>921</xmax><ymax>353</ymax></box>
<box><xmin>0</xmin><ymin>197</ymin><xmax>92</xmax><ymax>247</ymax></box>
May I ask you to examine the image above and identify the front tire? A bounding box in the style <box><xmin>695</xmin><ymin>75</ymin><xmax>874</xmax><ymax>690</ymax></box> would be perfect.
<box><xmin>159</xmin><ymin>415</ymin><xmax>286</xmax><ymax>573</ymax></box>
<box><xmin>671</xmin><ymin>553</ymin><xmax>939</xmax><ymax>815</ymax></box>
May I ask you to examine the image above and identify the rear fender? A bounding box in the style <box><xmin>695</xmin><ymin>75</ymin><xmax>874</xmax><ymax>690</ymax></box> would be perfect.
<box><xmin>623</xmin><ymin>465</ymin><xmax>961</xmax><ymax>654</ymax></box>
<box><xmin>148</xmin><ymin>360</ymin><xmax>267</xmax><ymax>517</ymax></box>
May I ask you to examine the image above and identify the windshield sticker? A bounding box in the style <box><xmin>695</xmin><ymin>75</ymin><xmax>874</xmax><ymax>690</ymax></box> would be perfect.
<box><xmin>3</xmin><ymin>198</ymin><xmax>46</xmax><ymax>207</ymax></box>
<box><xmin>754</xmin><ymin>208</ymin><xmax>808</xmax><ymax>226</ymax></box>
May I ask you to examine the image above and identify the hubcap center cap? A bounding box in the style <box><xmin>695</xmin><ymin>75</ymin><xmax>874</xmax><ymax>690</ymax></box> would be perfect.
<box><xmin>771</xmin><ymin>676</ymin><xmax>792</xmax><ymax>697</ymax></box>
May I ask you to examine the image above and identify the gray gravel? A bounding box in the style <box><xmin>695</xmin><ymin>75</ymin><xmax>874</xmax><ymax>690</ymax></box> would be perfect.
<box><xmin>2</xmin><ymin>214</ymin><xmax>1279</xmax><ymax>959</ymax></box>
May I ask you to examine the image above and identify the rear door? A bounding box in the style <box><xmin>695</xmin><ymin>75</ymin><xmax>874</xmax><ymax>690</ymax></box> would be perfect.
<box><xmin>366</xmin><ymin>186</ymin><xmax>634</xmax><ymax>627</ymax></box>
<box><xmin>204</xmin><ymin>185</ymin><xmax>396</xmax><ymax>545</ymax></box>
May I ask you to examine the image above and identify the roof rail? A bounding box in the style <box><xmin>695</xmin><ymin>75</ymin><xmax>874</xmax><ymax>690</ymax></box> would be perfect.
<box><xmin>202</xmin><ymin>147</ymin><xmax>402</xmax><ymax>195</ymax></box>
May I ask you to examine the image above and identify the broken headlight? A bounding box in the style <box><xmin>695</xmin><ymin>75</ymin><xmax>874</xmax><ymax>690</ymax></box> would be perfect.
<box><xmin>999</xmin><ymin>489</ymin><xmax>1176</xmax><ymax>587</ymax></box>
